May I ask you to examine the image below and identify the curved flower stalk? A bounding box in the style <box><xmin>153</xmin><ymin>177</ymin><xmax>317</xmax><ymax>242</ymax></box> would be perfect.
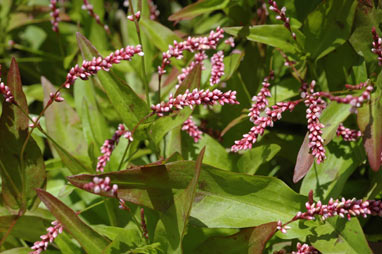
<box><xmin>268</xmin><ymin>0</ymin><xmax>296</xmax><ymax>40</ymax></box>
<box><xmin>83</xmin><ymin>176</ymin><xmax>118</xmax><ymax>194</ymax></box>
<box><xmin>82</xmin><ymin>0</ymin><xmax>110</xmax><ymax>33</ymax></box>
<box><xmin>336</xmin><ymin>124</ymin><xmax>362</xmax><ymax>142</ymax></box>
<box><xmin>210</xmin><ymin>51</ymin><xmax>225</xmax><ymax>86</ymax></box>
<box><xmin>292</xmin><ymin>243</ymin><xmax>318</xmax><ymax>254</ymax></box>
<box><xmin>64</xmin><ymin>45</ymin><xmax>143</xmax><ymax>88</ymax></box>
<box><xmin>97</xmin><ymin>124</ymin><xmax>133</xmax><ymax>172</ymax></box>
<box><xmin>372</xmin><ymin>27</ymin><xmax>382</xmax><ymax>65</ymax></box>
<box><xmin>248</xmin><ymin>71</ymin><xmax>274</xmax><ymax>122</ymax></box>
<box><xmin>304</xmin><ymin>81</ymin><xmax>326</xmax><ymax>164</ymax></box>
<box><xmin>49</xmin><ymin>0</ymin><xmax>60</xmax><ymax>33</ymax></box>
<box><xmin>182</xmin><ymin>116</ymin><xmax>203</xmax><ymax>142</ymax></box>
<box><xmin>231</xmin><ymin>101</ymin><xmax>298</xmax><ymax>152</ymax></box>
<box><xmin>30</xmin><ymin>220</ymin><xmax>63</xmax><ymax>254</ymax></box>
<box><xmin>151</xmin><ymin>88</ymin><xmax>239</xmax><ymax>117</ymax></box>
<box><xmin>157</xmin><ymin>27</ymin><xmax>224</xmax><ymax>77</ymax></box>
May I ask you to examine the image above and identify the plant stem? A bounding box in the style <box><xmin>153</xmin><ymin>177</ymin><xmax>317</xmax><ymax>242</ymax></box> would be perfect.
<box><xmin>0</xmin><ymin>210</ymin><xmax>22</xmax><ymax>247</ymax></box>
<box><xmin>128</xmin><ymin>0</ymin><xmax>150</xmax><ymax>105</ymax></box>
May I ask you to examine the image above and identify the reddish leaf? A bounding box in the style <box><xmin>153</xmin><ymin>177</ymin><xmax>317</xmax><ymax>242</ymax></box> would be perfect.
<box><xmin>175</xmin><ymin>63</ymin><xmax>202</xmax><ymax>96</ymax></box>
<box><xmin>293</xmin><ymin>133</ymin><xmax>314</xmax><ymax>183</ymax></box>
<box><xmin>0</xmin><ymin>58</ymin><xmax>46</xmax><ymax>210</ymax></box>
<box><xmin>357</xmin><ymin>91</ymin><xmax>382</xmax><ymax>171</ymax></box>
<box><xmin>169</xmin><ymin>0</ymin><xmax>230</xmax><ymax>21</ymax></box>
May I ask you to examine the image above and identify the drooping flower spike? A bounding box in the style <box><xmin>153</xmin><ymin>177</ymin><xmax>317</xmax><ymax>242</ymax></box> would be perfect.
<box><xmin>372</xmin><ymin>27</ymin><xmax>382</xmax><ymax>65</ymax></box>
<box><xmin>96</xmin><ymin>124</ymin><xmax>133</xmax><ymax>172</ymax></box>
<box><xmin>49</xmin><ymin>0</ymin><xmax>60</xmax><ymax>33</ymax></box>
<box><xmin>0</xmin><ymin>81</ymin><xmax>14</xmax><ymax>103</ymax></box>
<box><xmin>336</xmin><ymin>124</ymin><xmax>362</xmax><ymax>142</ymax></box>
<box><xmin>30</xmin><ymin>220</ymin><xmax>63</xmax><ymax>254</ymax></box>
<box><xmin>268</xmin><ymin>0</ymin><xmax>296</xmax><ymax>40</ymax></box>
<box><xmin>182</xmin><ymin>116</ymin><xmax>203</xmax><ymax>142</ymax></box>
<box><xmin>151</xmin><ymin>88</ymin><xmax>239</xmax><ymax>117</ymax></box>
<box><xmin>64</xmin><ymin>45</ymin><xmax>143</xmax><ymax>88</ymax></box>
<box><xmin>83</xmin><ymin>176</ymin><xmax>118</xmax><ymax>195</ymax></box>
<box><xmin>82</xmin><ymin>0</ymin><xmax>110</xmax><ymax>33</ymax></box>
<box><xmin>210</xmin><ymin>51</ymin><xmax>225</xmax><ymax>86</ymax></box>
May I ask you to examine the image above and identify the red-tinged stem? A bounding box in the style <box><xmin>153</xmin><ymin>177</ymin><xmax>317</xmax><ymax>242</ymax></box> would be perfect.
<box><xmin>0</xmin><ymin>210</ymin><xmax>22</xmax><ymax>247</ymax></box>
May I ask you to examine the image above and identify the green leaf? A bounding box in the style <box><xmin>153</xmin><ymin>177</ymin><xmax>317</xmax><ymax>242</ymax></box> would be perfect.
<box><xmin>300</xmin><ymin>139</ymin><xmax>365</xmax><ymax>202</ymax></box>
<box><xmin>36</xmin><ymin>189</ymin><xmax>110</xmax><ymax>254</ymax></box>
<box><xmin>194</xmin><ymin>222</ymin><xmax>277</xmax><ymax>254</ymax></box>
<box><xmin>357</xmin><ymin>88</ymin><xmax>382</xmax><ymax>171</ymax></box>
<box><xmin>76</xmin><ymin>33</ymin><xmax>150</xmax><ymax>131</ymax></box>
<box><xmin>303</xmin><ymin>0</ymin><xmax>357</xmax><ymax>61</ymax></box>
<box><xmin>0</xmin><ymin>247</ymin><xmax>37</xmax><ymax>254</ymax></box>
<box><xmin>225</xmin><ymin>25</ymin><xmax>300</xmax><ymax>54</ymax></box>
<box><xmin>154</xmin><ymin>147</ymin><xmax>204</xmax><ymax>253</ymax></box>
<box><xmin>293</xmin><ymin>102</ymin><xmax>353</xmax><ymax>182</ymax></box>
<box><xmin>0</xmin><ymin>57</ymin><xmax>46</xmax><ymax>210</ymax></box>
<box><xmin>140</xmin><ymin>18</ymin><xmax>182</xmax><ymax>52</ymax></box>
<box><xmin>175</xmin><ymin>64</ymin><xmax>202</xmax><ymax>96</ymax></box>
<box><xmin>182</xmin><ymin>134</ymin><xmax>236</xmax><ymax>171</ymax></box>
<box><xmin>221</xmin><ymin>50</ymin><xmax>244</xmax><ymax>82</ymax></box>
<box><xmin>0</xmin><ymin>215</ymin><xmax>49</xmax><ymax>242</ymax></box>
<box><xmin>237</xmin><ymin>144</ymin><xmax>281</xmax><ymax>175</ymax></box>
<box><xmin>149</xmin><ymin>108</ymin><xmax>192</xmax><ymax>147</ymax></box>
<box><xmin>41</xmin><ymin>77</ymin><xmax>92</xmax><ymax>174</ymax></box>
<box><xmin>168</xmin><ymin>0</ymin><xmax>230</xmax><ymax>21</ymax></box>
<box><xmin>68</xmin><ymin>161</ymin><xmax>307</xmax><ymax>229</ymax></box>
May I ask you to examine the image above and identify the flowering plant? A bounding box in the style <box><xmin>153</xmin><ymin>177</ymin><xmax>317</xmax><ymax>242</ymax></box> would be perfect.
<box><xmin>0</xmin><ymin>0</ymin><xmax>381</xmax><ymax>253</ymax></box>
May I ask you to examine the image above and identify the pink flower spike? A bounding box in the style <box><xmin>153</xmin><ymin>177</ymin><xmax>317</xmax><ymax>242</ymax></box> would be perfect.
<box><xmin>248</xmin><ymin>72</ymin><xmax>274</xmax><ymax>122</ymax></box>
<box><xmin>224</xmin><ymin>37</ymin><xmax>235</xmax><ymax>47</ymax></box>
<box><xmin>176</xmin><ymin>51</ymin><xmax>207</xmax><ymax>89</ymax></box>
<box><xmin>96</xmin><ymin>124</ymin><xmax>133</xmax><ymax>172</ymax></box>
<box><xmin>49</xmin><ymin>0</ymin><xmax>60</xmax><ymax>33</ymax></box>
<box><xmin>151</xmin><ymin>88</ymin><xmax>239</xmax><ymax>116</ymax></box>
<box><xmin>64</xmin><ymin>45</ymin><xmax>143</xmax><ymax>88</ymax></box>
<box><xmin>292</xmin><ymin>242</ymin><xmax>319</xmax><ymax>254</ymax></box>
<box><xmin>0</xmin><ymin>81</ymin><xmax>14</xmax><ymax>103</ymax></box>
<box><xmin>268</xmin><ymin>0</ymin><xmax>296</xmax><ymax>40</ymax></box>
<box><xmin>84</xmin><ymin>176</ymin><xmax>118</xmax><ymax>195</ymax></box>
<box><xmin>210</xmin><ymin>51</ymin><xmax>225</xmax><ymax>86</ymax></box>
<box><xmin>182</xmin><ymin>116</ymin><xmax>203</xmax><ymax>142</ymax></box>
<box><xmin>30</xmin><ymin>220</ymin><xmax>63</xmax><ymax>254</ymax></box>
<box><xmin>82</xmin><ymin>0</ymin><xmax>110</xmax><ymax>33</ymax></box>
<box><xmin>372</xmin><ymin>27</ymin><xmax>382</xmax><ymax>65</ymax></box>
<box><xmin>148</xmin><ymin>0</ymin><xmax>160</xmax><ymax>20</ymax></box>
<box><xmin>336</xmin><ymin>124</ymin><xmax>362</xmax><ymax>141</ymax></box>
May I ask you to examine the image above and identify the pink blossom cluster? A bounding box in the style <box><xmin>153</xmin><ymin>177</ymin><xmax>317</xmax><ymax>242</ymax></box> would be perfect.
<box><xmin>49</xmin><ymin>92</ymin><xmax>64</xmax><ymax>103</ymax></box>
<box><xmin>151</xmin><ymin>88</ymin><xmax>239</xmax><ymax>117</ymax></box>
<box><xmin>336</xmin><ymin>124</ymin><xmax>362</xmax><ymax>142</ymax></box>
<box><xmin>316</xmin><ymin>85</ymin><xmax>373</xmax><ymax>108</ymax></box>
<box><xmin>292</xmin><ymin>243</ymin><xmax>318</xmax><ymax>254</ymax></box>
<box><xmin>345</xmin><ymin>81</ymin><xmax>368</xmax><ymax>90</ymax></box>
<box><xmin>49</xmin><ymin>0</ymin><xmax>60</xmax><ymax>33</ymax></box>
<box><xmin>176</xmin><ymin>52</ymin><xmax>207</xmax><ymax>90</ymax></box>
<box><xmin>232</xmin><ymin>101</ymin><xmax>298</xmax><ymax>152</ymax></box>
<box><xmin>182</xmin><ymin>116</ymin><xmax>203</xmax><ymax>142</ymax></box>
<box><xmin>248</xmin><ymin>72</ymin><xmax>274</xmax><ymax>122</ymax></box>
<box><xmin>30</xmin><ymin>220</ymin><xmax>63</xmax><ymax>254</ymax></box>
<box><xmin>83</xmin><ymin>176</ymin><xmax>118</xmax><ymax>194</ymax></box>
<box><xmin>276</xmin><ymin>220</ymin><xmax>291</xmax><ymax>234</ymax></box>
<box><xmin>64</xmin><ymin>45</ymin><xmax>143</xmax><ymax>88</ymax></box>
<box><xmin>0</xmin><ymin>81</ymin><xmax>14</xmax><ymax>103</ymax></box>
<box><xmin>157</xmin><ymin>27</ymin><xmax>224</xmax><ymax>76</ymax></box>
<box><xmin>97</xmin><ymin>124</ymin><xmax>133</xmax><ymax>172</ymax></box>
<box><xmin>148</xmin><ymin>0</ymin><xmax>160</xmax><ymax>20</ymax></box>
<box><xmin>224</xmin><ymin>37</ymin><xmax>235</xmax><ymax>47</ymax></box>
<box><xmin>127</xmin><ymin>11</ymin><xmax>141</xmax><ymax>21</ymax></box>
<box><xmin>210</xmin><ymin>51</ymin><xmax>225</xmax><ymax>86</ymax></box>
<box><xmin>268</xmin><ymin>0</ymin><xmax>296</xmax><ymax>40</ymax></box>
<box><xmin>82</xmin><ymin>0</ymin><xmax>110</xmax><ymax>33</ymax></box>
<box><xmin>372</xmin><ymin>27</ymin><xmax>382</xmax><ymax>65</ymax></box>
<box><xmin>304</xmin><ymin>81</ymin><xmax>326</xmax><ymax>164</ymax></box>
<box><xmin>293</xmin><ymin>198</ymin><xmax>382</xmax><ymax>222</ymax></box>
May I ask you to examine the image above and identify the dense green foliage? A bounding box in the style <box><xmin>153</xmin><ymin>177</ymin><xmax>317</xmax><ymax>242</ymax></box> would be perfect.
<box><xmin>0</xmin><ymin>0</ymin><xmax>382</xmax><ymax>253</ymax></box>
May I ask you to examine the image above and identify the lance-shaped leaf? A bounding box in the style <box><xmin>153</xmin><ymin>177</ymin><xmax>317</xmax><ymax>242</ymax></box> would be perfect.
<box><xmin>175</xmin><ymin>63</ymin><xmax>202</xmax><ymax>96</ymax></box>
<box><xmin>76</xmin><ymin>32</ymin><xmax>150</xmax><ymax>131</ymax></box>
<box><xmin>195</xmin><ymin>222</ymin><xmax>277</xmax><ymax>254</ymax></box>
<box><xmin>169</xmin><ymin>0</ymin><xmax>230</xmax><ymax>21</ymax></box>
<box><xmin>42</xmin><ymin>77</ymin><xmax>92</xmax><ymax>174</ymax></box>
<box><xmin>154</xmin><ymin>147</ymin><xmax>205</xmax><ymax>253</ymax></box>
<box><xmin>225</xmin><ymin>25</ymin><xmax>301</xmax><ymax>54</ymax></box>
<box><xmin>293</xmin><ymin>102</ymin><xmax>352</xmax><ymax>182</ymax></box>
<box><xmin>357</xmin><ymin>89</ymin><xmax>382</xmax><ymax>171</ymax></box>
<box><xmin>36</xmin><ymin>189</ymin><xmax>110</xmax><ymax>254</ymax></box>
<box><xmin>68</xmin><ymin>161</ymin><xmax>307</xmax><ymax>229</ymax></box>
<box><xmin>0</xmin><ymin>58</ymin><xmax>46</xmax><ymax>210</ymax></box>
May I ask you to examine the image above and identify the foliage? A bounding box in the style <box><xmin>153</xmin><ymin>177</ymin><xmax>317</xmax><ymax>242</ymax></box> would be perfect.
<box><xmin>0</xmin><ymin>0</ymin><xmax>381</xmax><ymax>253</ymax></box>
